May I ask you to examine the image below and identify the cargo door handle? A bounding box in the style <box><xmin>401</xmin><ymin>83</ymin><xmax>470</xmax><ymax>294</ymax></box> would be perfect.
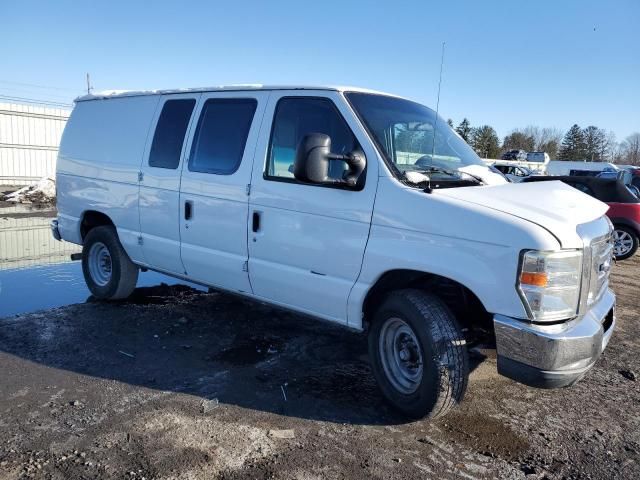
<box><xmin>252</xmin><ymin>211</ymin><xmax>261</xmax><ymax>232</ymax></box>
<box><xmin>185</xmin><ymin>201</ymin><xmax>193</xmax><ymax>220</ymax></box>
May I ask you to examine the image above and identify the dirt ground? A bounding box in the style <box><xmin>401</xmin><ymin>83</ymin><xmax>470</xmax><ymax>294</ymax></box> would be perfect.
<box><xmin>0</xmin><ymin>257</ymin><xmax>638</xmax><ymax>480</ymax></box>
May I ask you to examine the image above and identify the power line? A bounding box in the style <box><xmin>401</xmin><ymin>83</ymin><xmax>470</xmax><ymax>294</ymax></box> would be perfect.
<box><xmin>0</xmin><ymin>79</ymin><xmax>79</xmax><ymax>93</ymax></box>
<box><xmin>0</xmin><ymin>95</ymin><xmax>73</xmax><ymax>108</ymax></box>
<box><xmin>0</xmin><ymin>85</ymin><xmax>75</xmax><ymax>101</ymax></box>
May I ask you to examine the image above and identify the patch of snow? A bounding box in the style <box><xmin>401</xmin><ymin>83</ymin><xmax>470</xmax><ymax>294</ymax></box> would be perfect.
<box><xmin>74</xmin><ymin>84</ymin><xmax>399</xmax><ymax>102</ymax></box>
<box><xmin>459</xmin><ymin>164</ymin><xmax>508</xmax><ymax>186</ymax></box>
<box><xmin>75</xmin><ymin>85</ymin><xmax>266</xmax><ymax>102</ymax></box>
<box><xmin>404</xmin><ymin>171</ymin><xmax>431</xmax><ymax>184</ymax></box>
<box><xmin>4</xmin><ymin>177</ymin><xmax>56</xmax><ymax>204</ymax></box>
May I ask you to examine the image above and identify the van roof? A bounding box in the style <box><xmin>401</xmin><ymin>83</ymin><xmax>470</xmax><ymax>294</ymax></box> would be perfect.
<box><xmin>75</xmin><ymin>85</ymin><xmax>401</xmax><ymax>103</ymax></box>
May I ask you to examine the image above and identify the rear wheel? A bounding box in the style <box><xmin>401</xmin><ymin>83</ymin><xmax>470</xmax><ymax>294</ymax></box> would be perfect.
<box><xmin>82</xmin><ymin>226</ymin><xmax>139</xmax><ymax>299</ymax></box>
<box><xmin>368</xmin><ymin>289</ymin><xmax>469</xmax><ymax>419</ymax></box>
<box><xmin>612</xmin><ymin>225</ymin><xmax>639</xmax><ymax>260</ymax></box>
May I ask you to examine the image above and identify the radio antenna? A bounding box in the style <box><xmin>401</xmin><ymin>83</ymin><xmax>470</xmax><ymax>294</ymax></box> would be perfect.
<box><xmin>426</xmin><ymin>42</ymin><xmax>446</xmax><ymax>193</ymax></box>
<box><xmin>86</xmin><ymin>73</ymin><xmax>93</xmax><ymax>95</ymax></box>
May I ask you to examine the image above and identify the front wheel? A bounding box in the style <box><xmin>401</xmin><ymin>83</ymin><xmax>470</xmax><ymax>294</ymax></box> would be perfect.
<box><xmin>82</xmin><ymin>226</ymin><xmax>139</xmax><ymax>299</ymax></box>
<box><xmin>368</xmin><ymin>289</ymin><xmax>469</xmax><ymax>419</ymax></box>
<box><xmin>612</xmin><ymin>225</ymin><xmax>639</xmax><ymax>260</ymax></box>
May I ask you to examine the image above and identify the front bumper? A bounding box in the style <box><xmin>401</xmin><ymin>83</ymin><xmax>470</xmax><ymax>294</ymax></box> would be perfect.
<box><xmin>50</xmin><ymin>218</ymin><xmax>61</xmax><ymax>241</ymax></box>
<box><xmin>494</xmin><ymin>288</ymin><xmax>615</xmax><ymax>388</ymax></box>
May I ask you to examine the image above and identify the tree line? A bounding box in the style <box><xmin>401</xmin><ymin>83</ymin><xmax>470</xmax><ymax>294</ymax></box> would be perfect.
<box><xmin>447</xmin><ymin>117</ymin><xmax>640</xmax><ymax>164</ymax></box>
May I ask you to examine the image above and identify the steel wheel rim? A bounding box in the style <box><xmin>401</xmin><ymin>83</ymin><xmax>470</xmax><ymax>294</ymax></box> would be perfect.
<box><xmin>613</xmin><ymin>230</ymin><xmax>634</xmax><ymax>257</ymax></box>
<box><xmin>88</xmin><ymin>242</ymin><xmax>112</xmax><ymax>286</ymax></box>
<box><xmin>378</xmin><ymin>317</ymin><xmax>424</xmax><ymax>394</ymax></box>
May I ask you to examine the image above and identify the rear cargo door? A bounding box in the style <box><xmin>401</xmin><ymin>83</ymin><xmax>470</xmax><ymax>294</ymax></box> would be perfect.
<box><xmin>178</xmin><ymin>91</ymin><xmax>268</xmax><ymax>293</ymax></box>
<box><xmin>139</xmin><ymin>93</ymin><xmax>200</xmax><ymax>275</ymax></box>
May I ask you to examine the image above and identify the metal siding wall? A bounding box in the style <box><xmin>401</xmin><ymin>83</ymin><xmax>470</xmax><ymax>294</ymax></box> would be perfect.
<box><xmin>0</xmin><ymin>216</ymin><xmax>80</xmax><ymax>270</ymax></box>
<box><xmin>0</xmin><ymin>102</ymin><xmax>70</xmax><ymax>185</ymax></box>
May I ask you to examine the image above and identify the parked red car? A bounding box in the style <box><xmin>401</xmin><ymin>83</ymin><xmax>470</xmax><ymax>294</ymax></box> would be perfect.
<box><xmin>523</xmin><ymin>175</ymin><xmax>640</xmax><ymax>260</ymax></box>
<box><xmin>628</xmin><ymin>167</ymin><xmax>640</xmax><ymax>190</ymax></box>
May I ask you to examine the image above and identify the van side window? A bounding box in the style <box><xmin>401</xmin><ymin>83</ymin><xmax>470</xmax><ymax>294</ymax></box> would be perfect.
<box><xmin>188</xmin><ymin>98</ymin><xmax>257</xmax><ymax>175</ymax></box>
<box><xmin>149</xmin><ymin>99</ymin><xmax>196</xmax><ymax>169</ymax></box>
<box><xmin>266</xmin><ymin>97</ymin><xmax>357</xmax><ymax>180</ymax></box>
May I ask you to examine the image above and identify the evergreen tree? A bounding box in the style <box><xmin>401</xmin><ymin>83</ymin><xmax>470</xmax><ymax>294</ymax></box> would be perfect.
<box><xmin>471</xmin><ymin>125</ymin><xmax>501</xmax><ymax>158</ymax></box>
<box><xmin>455</xmin><ymin>118</ymin><xmax>472</xmax><ymax>143</ymax></box>
<box><xmin>582</xmin><ymin>126</ymin><xmax>607</xmax><ymax>161</ymax></box>
<box><xmin>503</xmin><ymin>131</ymin><xmax>535</xmax><ymax>152</ymax></box>
<box><xmin>447</xmin><ymin>118</ymin><xmax>454</xmax><ymax>128</ymax></box>
<box><xmin>559</xmin><ymin>124</ymin><xmax>586</xmax><ymax>160</ymax></box>
<box><xmin>539</xmin><ymin>139</ymin><xmax>560</xmax><ymax>160</ymax></box>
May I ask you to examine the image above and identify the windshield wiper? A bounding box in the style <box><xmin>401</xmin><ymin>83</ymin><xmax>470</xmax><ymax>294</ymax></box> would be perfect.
<box><xmin>415</xmin><ymin>166</ymin><xmax>485</xmax><ymax>185</ymax></box>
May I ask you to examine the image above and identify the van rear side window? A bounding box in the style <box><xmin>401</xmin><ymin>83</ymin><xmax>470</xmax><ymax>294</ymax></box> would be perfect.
<box><xmin>188</xmin><ymin>98</ymin><xmax>257</xmax><ymax>175</ymax></box>
<box><xmin>149</xmin><ymin>99</ymin><xmax>196</xmax><ymax>169</ymax></box>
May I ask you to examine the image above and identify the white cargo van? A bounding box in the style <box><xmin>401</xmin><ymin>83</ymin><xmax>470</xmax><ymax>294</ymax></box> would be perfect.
<box><xmin>546</xmin><ymin>160</ymin><xmax>619</xmax><ymax>177</ymax></box>
<box><xmin>525</xmin><ymin>151</ymin><xmax>550</xmax><ymax>164</ymax></box>
<box><xmin>52</xmin><ymin>86</ymin><xmax>616</xmax><ymax>418</ymax></box>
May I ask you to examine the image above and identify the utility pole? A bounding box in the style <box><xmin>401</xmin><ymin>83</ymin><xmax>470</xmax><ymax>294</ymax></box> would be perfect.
<box><xmin>86</xmin><ymin>73</ymin><xmax>92</xmax><ymax>95</ymax></box>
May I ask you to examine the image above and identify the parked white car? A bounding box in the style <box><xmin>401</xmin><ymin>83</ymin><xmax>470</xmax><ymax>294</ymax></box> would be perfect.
<box><xmin>492</xmin><ymin>163</ymin><xmax>534</xmax><ymax>182</ymax></box>
<box><xmin>52</xmin><ymin>85</ymin><xmax>616</xmax><ymax>418</ymax></box>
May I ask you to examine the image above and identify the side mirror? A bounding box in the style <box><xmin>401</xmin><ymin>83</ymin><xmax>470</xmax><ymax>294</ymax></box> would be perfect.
<box><xmin>293</xmin><ymin>133</ymin><xmax>332</xmax><ymax>184</ymax></box>
<box><xmin>293</xmin><ymin>133</ymin><xmax>365</xmax><ymax>187</ymax></box>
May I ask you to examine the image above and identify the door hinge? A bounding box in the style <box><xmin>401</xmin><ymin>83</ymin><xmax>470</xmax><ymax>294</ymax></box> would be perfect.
<box><xmin>138</xmin><ymin>171</ymin><xmax>144</xmax><ymax>182</ymax></box>
<box><xmin>242</xmin><ymin>261</ymin><xmax>248</xmax><ymax>272</ymax></box>
<box><xmin>245</xmin><ymin>184</ymin><xmax>251</xmax><ymax>196</ymax></box>
<box><xmin>137</xmin><ymin>236</ymin><xmax>144</xmax><ymax>245</ymax></box>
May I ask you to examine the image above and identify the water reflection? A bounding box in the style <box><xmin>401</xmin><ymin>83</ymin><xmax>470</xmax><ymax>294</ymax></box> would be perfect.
<box><xmin>0</xmin><ymin>207</ymin><xmax>201</xmax><ymax>317</ymax></box>
<box><xmin>1</xmin><ymin>213</ymin><xmax>79</xmax><ymax>270</ymax></box>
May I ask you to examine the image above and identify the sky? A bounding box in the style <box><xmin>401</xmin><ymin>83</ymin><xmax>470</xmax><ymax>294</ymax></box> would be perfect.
<box><xmin>1</xmin><ymin>0</ymin><xmax>638</xmax><ymax>142</ymax></box>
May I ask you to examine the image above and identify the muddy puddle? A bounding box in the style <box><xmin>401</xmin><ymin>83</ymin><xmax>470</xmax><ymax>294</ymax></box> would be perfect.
<box><xmin>213</xmin><ymin>337</ymin><xmax>285</xmax><ymax>365</ymax></box>
<box><xmin>439</xmin><ymin>411</ymin><xmax>530</xmax><ymax>460</ymax></box>
<box><xmin>0</xmin><ymin>205</ymin><xmax>203</xmax><ymax>317</ymax></box>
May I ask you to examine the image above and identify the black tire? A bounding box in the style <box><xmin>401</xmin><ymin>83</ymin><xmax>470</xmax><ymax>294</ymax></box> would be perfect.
<box><xmin>612</xmin><ymin>225</ymin><xmax>639</xmax><ymax>261</ymax></box>
<box><xmin>368</xmin><ymin>289</ymin><xmax>469</xmax><ymax>419</ymax></box>
<box><xmin>82</xmin><ymin>225</ymin><xmax>139</xmax><ymax>299</ymax></box>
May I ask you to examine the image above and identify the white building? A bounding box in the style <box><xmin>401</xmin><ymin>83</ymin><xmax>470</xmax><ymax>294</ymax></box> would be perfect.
<box><xmin>0</xmin><ymin>101</ymin><xmax>70</xmax><ymax>186</ymax></box>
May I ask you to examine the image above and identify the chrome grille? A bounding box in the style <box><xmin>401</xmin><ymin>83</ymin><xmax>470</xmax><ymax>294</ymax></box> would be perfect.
<box><xmin>587</xmin><ymin>234</ymin><xmax>613</xmax><ymax>307</ymax></box>
<box><xmin>577</xmin><ymin>216</ymin><xmax>614</xmax><ymax>316</ymax></box>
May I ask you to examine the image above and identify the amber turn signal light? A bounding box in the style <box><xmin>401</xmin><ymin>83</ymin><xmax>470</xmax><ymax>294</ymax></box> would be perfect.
<box><xmin>520</xmin><ymin>272</ymin><xmax>548</xmax><ymax>287</ymax></box>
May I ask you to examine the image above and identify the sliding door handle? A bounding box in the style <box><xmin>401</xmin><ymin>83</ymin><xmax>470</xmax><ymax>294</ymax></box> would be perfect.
<box><xmin>252</xmin><ymin>211</ymin><xmax>261</xmax><ymax>232</ymax></box>
<box><xmin>185</xmin><ymin>201</ymin><xmax>193</xmax><ymax>220</ymax></box>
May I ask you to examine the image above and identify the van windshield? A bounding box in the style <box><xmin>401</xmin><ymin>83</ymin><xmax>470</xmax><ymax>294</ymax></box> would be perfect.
<box><xmin>345</xmin><ymin>92</ymin><xmax>489</xmax><ymax>185</ymax></box>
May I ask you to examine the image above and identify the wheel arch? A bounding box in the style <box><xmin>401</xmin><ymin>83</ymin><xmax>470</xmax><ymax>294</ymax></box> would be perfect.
<box><xmin>609</xmin><ymin>217</ymin><xmax>640</xmax><ymax>236</ymax></box>
<box><xmin>362</xmin><ymin>269</ymin><xmax>493</xmax><ymax>335</ymax></box>
<box><xmin>80</xmin><ymin>210</ymin><xmax>116</xmax><ymax>240</ymax></box>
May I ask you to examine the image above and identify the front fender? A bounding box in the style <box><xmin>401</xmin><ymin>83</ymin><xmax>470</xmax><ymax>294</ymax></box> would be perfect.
<box><xmin>347</xmin><ymin>225</ymin><xmax>529</xmax><ymax>329</ymax></box>
<box><xmin>346</xmin><ymin>177</ymin><xmax>561</xmax><ymax>329</ymax></box>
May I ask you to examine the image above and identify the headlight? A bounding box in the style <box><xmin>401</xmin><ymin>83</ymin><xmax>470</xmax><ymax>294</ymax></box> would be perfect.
<box><xmin>517</xmin><ymin>250</ymin><xmax>583</xmax><ymax>322</ymax></box>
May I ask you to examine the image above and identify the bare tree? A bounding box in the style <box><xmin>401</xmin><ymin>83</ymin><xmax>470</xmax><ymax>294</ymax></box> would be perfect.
<box><xmin>507</xmin><ymin>126</ymin><xmax>564</xmax><ymax>158</ymax></box>
<box><xmin>621</xmin><ymin>133</ymin><xmax>640</xmax><ymax>165</ymax></box>
<box><xmin>602</xmin><ymin>131</ymin><xmax>618</xmax><ymax>162</ymax></box>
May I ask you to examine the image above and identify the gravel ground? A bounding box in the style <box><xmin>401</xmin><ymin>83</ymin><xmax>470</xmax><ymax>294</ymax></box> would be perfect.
<box><xmin>0</xmin><ymin>257</ymin><xmax>638</xmax><ymax>479</ymax></box>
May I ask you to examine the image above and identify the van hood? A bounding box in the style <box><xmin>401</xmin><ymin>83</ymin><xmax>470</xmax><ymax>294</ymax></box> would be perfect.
<box><xmin>437</xmin><ymin>180</ymin><xmax>609</xmax><ymax>248</ymax></box>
